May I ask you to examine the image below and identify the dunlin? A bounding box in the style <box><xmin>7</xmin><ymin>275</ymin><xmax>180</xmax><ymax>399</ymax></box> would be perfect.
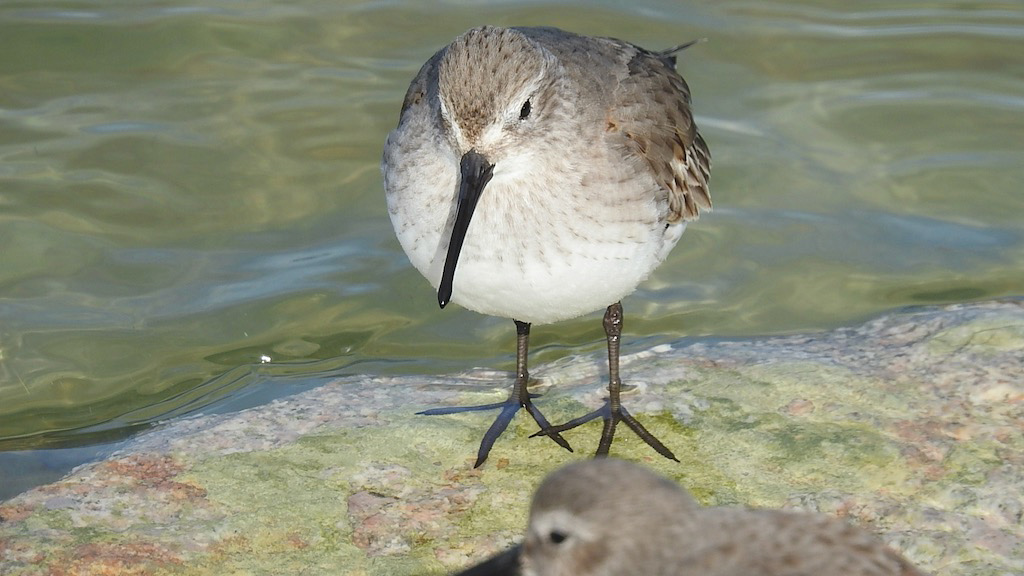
<box><xmin>382</xmin><ymin>26</ymin><xmax>711</xmax><ymax>466</ymax></box>
<box><xmin>452</xmin><ymin>459</ymin><xmax>927</xmax><ymax>576</ymax></box>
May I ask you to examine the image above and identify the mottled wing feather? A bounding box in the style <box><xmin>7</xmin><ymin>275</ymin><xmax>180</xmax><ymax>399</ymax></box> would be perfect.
<box><xmin>610</xmin><ymin>44</ymin><xmax>711</xmax><ymax>223</ymax></box>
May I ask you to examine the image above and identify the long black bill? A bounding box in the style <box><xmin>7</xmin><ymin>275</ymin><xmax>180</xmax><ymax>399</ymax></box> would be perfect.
<box><xmin>438</xmin><ymin>149</ymin><xmax>494</xmax><ymax>309</ymax></box>
<box><xmin>449</xmin><ymin>545</ymin><xmax>521</xmax><ymax>576</ymax></box>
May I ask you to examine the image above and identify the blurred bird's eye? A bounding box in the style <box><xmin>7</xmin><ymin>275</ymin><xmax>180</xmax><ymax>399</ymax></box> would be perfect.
<box><xmin>519</xmin><ymin>99</ymin><xmax>532</xmax><ymax>120</ymax></box>
<box><xmin>548</xmin><ymin>530</ymin><xmax>567</xmax><ymax>544</ymax></box>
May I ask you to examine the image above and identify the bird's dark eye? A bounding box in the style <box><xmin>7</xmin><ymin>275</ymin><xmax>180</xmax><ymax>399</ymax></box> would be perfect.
<box><xmin>548</xmin><ymin>530</ymin><xmax>567</xmax><ymax>545</ymax></box>
<box><xmin>519</xmin><ymin>99</ymin><xmax>532</xmax><ymax>120</ymax></box>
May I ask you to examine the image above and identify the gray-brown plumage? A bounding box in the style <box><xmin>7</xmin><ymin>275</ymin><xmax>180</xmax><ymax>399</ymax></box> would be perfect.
<box><xmin>383</xmin><ymin>26</ymin><xmax>711</xmax><ymax>466</ymax></box>
<box><xmin>452</xmin><ymin>459</ymin><xmax>927</xmax><ymax>576</ymax></box>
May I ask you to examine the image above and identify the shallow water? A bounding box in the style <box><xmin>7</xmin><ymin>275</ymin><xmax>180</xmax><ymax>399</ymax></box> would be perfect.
<box><xmin>1</xmin><ymin>0</ymin><xmax>1022</xmax><ymax>497</ymax></box>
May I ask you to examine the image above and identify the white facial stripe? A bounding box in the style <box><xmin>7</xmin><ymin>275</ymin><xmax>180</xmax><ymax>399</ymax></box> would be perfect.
<box><xmin>438</xmin><ymin>96</ymin><xmax>466</xmax><ymax>147</ymax></box>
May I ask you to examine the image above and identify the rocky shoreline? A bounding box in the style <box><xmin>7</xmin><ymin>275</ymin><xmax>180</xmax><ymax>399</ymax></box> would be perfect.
<box><xmin>1</xmin><ymin>301</ymin><xmax>1021</xmax><ymax>575</ymax></box>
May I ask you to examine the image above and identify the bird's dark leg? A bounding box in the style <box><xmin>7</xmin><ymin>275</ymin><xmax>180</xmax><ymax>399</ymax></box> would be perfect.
<box><xmin>534</xmin><ymin>302</ymin><xmax>678</xmax><ymax>461</ymax></box>
<box><xmin>418</xmin><ymin>320</ymin><xmax>572</xmax><ymax>467</ymax></box>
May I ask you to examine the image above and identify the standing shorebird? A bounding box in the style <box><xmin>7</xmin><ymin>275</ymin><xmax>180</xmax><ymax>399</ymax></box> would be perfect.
<box><xmin>452</xmin><ymin>459</ymin><xmax>927</xmax><ymax>576</ymax></box>
<box><xmin>382</xmin><ymin>26</ymin><xmax>711</xmax><ymax>467</ymax></box>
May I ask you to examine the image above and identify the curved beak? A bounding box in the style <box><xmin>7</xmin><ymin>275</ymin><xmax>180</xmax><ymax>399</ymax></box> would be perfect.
<box><xmin>449</xmin><ymin>545</ymin><xmax>521</xmax><ymax>576</ymax></box>
<box><xmin>438</xmin><ymin>149</ymin><xmax>495</xmax><ymax>308</ymax></box>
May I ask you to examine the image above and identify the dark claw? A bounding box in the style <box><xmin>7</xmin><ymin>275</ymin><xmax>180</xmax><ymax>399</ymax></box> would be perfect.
<box><xmin>475</xmin><ymin>402</ymin><xmax>521</xmax><ymax>467</ymax></box>
<box><xmin>616</xmin><ymin>405</ymin><xmax>678</xmax><ymax>461</ymax></box>
<box><xmin>531</xmin><ymin>408</ymin><xmax>602</xmax><ymax>436</ymax></box>
<box><xmin>420</xmin><ymin>393</ymin><xmax>573</xmax><ymax>468</ymax></box>
<box><xmin>534</xmin><ymin>399</ymin><xmax>678</xmax><ymax>462</ymax></box>
<box><xmin>523</xmin><ymin>401</ymin><xmax>573</xmax><ymax>452</ymax></box>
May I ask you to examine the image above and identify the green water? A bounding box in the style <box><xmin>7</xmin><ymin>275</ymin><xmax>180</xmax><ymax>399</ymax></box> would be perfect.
<box><xmin>1</xmin><ymin>1</ymin><xmax>1022</xmax><ymax>497</ymax></box>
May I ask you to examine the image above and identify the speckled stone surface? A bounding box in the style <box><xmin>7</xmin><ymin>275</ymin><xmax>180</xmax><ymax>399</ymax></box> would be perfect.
<box><xmin>1</xmin><ymin>301</ymin><xmax>1022</xmax><ymax>575</ymax></box>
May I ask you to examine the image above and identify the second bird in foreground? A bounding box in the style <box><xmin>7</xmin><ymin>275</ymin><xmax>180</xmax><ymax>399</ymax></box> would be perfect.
<box><xmin>383</xmin><ymin>26</ymin><xmax>711</xmax><ymax>466</ymax></box>
<box><xmin>453</xmin><ymin>459</ymin><xmax>927</xmax><ymax>576</ymax></box>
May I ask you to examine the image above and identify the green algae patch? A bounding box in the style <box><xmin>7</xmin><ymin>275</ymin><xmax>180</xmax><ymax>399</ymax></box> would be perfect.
<box><xmin>941</xmin><ymin>441</ymin><xmax>1011</xmax><ymax>487</ymax></box>
<box><xmin>172</xmin><ymin>405</ymin><xmax>563</xmax><ymax>575</ymax></box>
<box><xmin>177</xmin><ymin>417</ymin><xmax>464</xmax><ymax>575</ymax></box>
<box><xmin>686</xmin><ymin>405</ymin><xmax>908</xmax><ymax>505</ymax></box>
<box><xmin>665</xmin><ymin>364</ymin><xmax>915</xmax><ymax>507</ymax></box>
<box><xmin>928</xmin><ymin>315</ymin><xmax>1024</xmax><ymax>356</ymax></box>
<box><xmin>725</xmin><ymin>362</ymin><xmax>910</xmax><ymax>420</ymax></box>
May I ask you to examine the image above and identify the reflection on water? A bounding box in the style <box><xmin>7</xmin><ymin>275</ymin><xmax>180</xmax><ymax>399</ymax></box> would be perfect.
<box><xmin>1</xmin><ymin>0</ymin><xmax>1022</xmax><ymax>497</ymax></box>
